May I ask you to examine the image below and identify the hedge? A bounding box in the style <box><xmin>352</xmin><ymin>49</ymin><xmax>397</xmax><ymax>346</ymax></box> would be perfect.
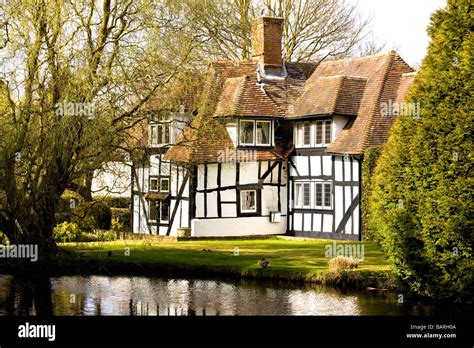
<box><xmin>93</xmin><ymin>196</ymin><xmax>131</xmax><ymax>209</ymax></box>
<box><xmin>72</xmin><ymin>202</ymin><xmax>112</xmax><ymax>231</ymax></box>
<box><xmin>361</xmin><ymin>146</ymin><xmax>382</xmax><ymax>241</ymax></box>
<box><xmin>366</xmin><ymin>0</ymin><xmax>473</xmax><ymax>301</ymax></box>
<box><xmin>111</xmin><ymin>208</ymin><xmax>131</xmax><ymax>231</ymax></box>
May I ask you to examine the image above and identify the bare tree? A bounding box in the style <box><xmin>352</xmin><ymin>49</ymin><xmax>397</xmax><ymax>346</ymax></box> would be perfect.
<box><xmin>172</xmin><ymin>0</ymin><xmax>383</xmax><ymax>62</ymax></box>
<box><xmin>0</xmin><ymin>0</ymin><xmax>198</xmax><ymax>255</ymax></box>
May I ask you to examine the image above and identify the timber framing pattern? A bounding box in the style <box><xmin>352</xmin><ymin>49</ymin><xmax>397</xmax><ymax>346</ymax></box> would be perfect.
<box><xmin>126</xmin><ymin>17</ymin><xmax>416</xmax><ymax>239</ymax></box>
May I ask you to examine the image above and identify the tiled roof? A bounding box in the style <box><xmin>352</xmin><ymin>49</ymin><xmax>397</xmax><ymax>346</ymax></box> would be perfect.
<box><xmin>165</xmin><ymin>60</ymin><xmax>315</xmax><ymax>163</ymax></box>
<box><xmin>290</xmin><ymin>75</ymin><xmax>367</xmax><ymax>117</ymax></box>
<box><xmin>316</xmin><ymin>51</ymin><xmax>415</xmax><ymax>154</ymax></box>
<box><xmin>213</xmin><ymin>75</ymin><xmax>282</xmax><ymax>118</ymax></box>
<box><xmin>164</xmin><ymin>51</ymin><xmax>415</xmax><ymax>162</ymax></box>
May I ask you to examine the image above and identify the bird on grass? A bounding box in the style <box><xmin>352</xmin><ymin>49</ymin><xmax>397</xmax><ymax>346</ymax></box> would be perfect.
<box><xmin>258</xmin><ymin>258</ymin><xmax>270</xmax><ymax>268</ymax></box>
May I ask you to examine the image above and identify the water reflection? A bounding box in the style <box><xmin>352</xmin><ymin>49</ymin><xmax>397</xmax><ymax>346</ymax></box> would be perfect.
<box><xmin>0</xmin><ymin>275</ymin><xmax>442</xmax><ymax>316</ymax></box>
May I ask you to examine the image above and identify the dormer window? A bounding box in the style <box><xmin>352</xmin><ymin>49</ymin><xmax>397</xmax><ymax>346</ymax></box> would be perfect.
<box><xmin>295</xmin><ymin>119</ymin><xmax>332</xmax><ymax>148</ymax></box>
<box><xmin>239</xmin><ymin>120</ymin><xmax>273</xmax><ymax>147</ymax></box>
<box><xmin>149</xmin><ymin>114</ymin><xmax>170</xmax><ymax>146</ymax></box>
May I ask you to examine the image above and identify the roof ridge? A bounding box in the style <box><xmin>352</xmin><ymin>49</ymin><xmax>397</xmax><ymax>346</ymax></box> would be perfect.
<box><xmin>320</xmin><ymin>51</ymin><xmax>395</xmax><ymax>66</ymax></box>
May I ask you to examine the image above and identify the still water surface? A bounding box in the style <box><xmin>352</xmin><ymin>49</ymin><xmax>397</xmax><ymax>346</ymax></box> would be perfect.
<box><xmin>0</xmin><ymin>275</ymin><xmax>449</xmax><ymax>316</ymax></box>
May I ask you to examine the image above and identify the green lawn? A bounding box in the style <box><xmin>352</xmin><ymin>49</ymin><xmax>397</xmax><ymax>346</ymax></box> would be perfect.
<box><xmin>61</xmin><ymin>237</ymin><xmax>392</xmax><ymax>283</ymax></box>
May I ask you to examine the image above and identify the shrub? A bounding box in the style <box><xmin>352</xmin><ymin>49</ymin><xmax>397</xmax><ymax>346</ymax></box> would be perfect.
<box><xmin>111</xmin><ymin>208</ymin><xmax>131</xmax><ymax>231</ymax></box>
<box><xmin>329</xmin><ymin>256</ymin><xmax>360</xmax><ymax>272</ymax></box>
<box><xmin>361</xmin><ymin>146</ymin><xmax>382</xmax><ymax>241</ymax></box>
<box><xmin>94</xmin><ymin>196</ymin><xmax>131</xmax><ymax>209</ymax></box>
<box><xmin>81</xmin><ymin>230</ymin><xmax>117</xmax><ymax>242</ymax></box>
<box><xmin>367</xmin><ymin>0</ymin><xmax>473</xmax><ymax>301</ymax></box>
<box><xmin>53</xmin><ymin>222</ymin><xmax>83</xmax><ymax>243</ymax></box>
<box><xmin>57</xmin><ymin>191</ymin><xmax>84</xmax><ymax>213</ymax></box>
<box><xmin>0</xmin><ymin>231</ymin><xmax>9</xmax><ymax>244</ymax></box>
<box><xmin>72</xmin><ymin>202</ymin><xmax>112</xmax><ymax>231</ymax></box>
<box><xmin>55</xmin><ymin>191</ymin><xmax>84</xmax><ymax>225</ymax></box>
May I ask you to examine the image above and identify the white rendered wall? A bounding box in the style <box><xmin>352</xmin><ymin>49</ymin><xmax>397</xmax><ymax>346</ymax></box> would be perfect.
<box><xmin>192</xmin><ymin>216</ymin><xmax>287</xmax><ymax>237</ymax></box>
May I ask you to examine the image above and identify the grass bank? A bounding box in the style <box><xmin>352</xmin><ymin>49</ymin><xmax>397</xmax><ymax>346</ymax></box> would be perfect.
<box><xmin>37</xmin><ymin>237</ymin><xmax>393</xmax><ymax>289</ymax></box>
<box><xmin>0</xmin><ymin>237</ymin><xmax>394</xmax><ymax>289</ymax></box>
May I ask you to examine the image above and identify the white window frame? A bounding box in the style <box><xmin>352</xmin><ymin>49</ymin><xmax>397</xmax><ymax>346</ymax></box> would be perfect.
<box><xmin>315</xmin><ymin>121</ymin><xmax>324</xmax><ymax>146</ymax></box>
<box><xmin>256</xmin><ymin>120</ymin><xmax>271</xmax><ymax>146</ymax></box>
<box><xmin>314</xmin><ymin>181</ymin><xmax>332</xmax><ymax>209</ymax></box>
<box><xmin>239</xmin><ymin>120</ymin><xmax>255</xmax><ymax>146</ymax></box>
<box><xmin>294</xmin><ymin>119</ymin><xmax>333</xmax><ymax>148</ymax></box>
<box><xmin>303</xmin><ymin>121</ymin><xmax>312</xmax><ymax>147</ymax></box>
<box><xmin>149</xmin><ymin>178</ymin><xmax>159</xmax><ymax>192</ymax></box>
<box><xmin>240</xmin><ymin>189</ymin><xmax>257</xmax><ymax>213</ymax></box>
<box><xmin>160</xmin><ymin>200</ymin><xmax>170</xmax><ymax>223</ymax></box>
<box><xmin>294</xmin><ymin>182</ymin><xmax>311</xmax><ymax>209</ymax></box>
<box><xmin>149</xmin><ymin>200</ymin><xmax>170</xmax><ymax>223</ymax></box>
<box><xmin>160</xmin><ymin>177</ymin><xmax>170</xmax><ymax>192</ymax></box>
<box><xmin>294</xmin><ymin>122</ymin><xmax>312</xmax><ymax>148</ymax></box>
<box><xmin>149</xmin><ymin>115</ymin><xmax>171</xmax><ymax>147</ymax></box>
<box><xmin>240</xmin><ymin>120</ymin><xmax>273</xmax><ymax>147</ymax></box>
<box><xmin>324</xmin><ymin>120</ymin><xmax>332</xmax><ymax>145</ymax></box>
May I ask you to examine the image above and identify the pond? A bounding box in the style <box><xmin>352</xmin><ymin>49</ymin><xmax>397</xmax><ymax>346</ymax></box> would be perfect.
<box><xmin>0</xmin><ymin>274</ymin><xmax>457</xmax><ymax>316</ymax></box>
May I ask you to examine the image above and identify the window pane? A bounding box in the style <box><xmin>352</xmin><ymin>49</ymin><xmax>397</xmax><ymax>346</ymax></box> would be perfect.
<box><xmin>161</xmin><ymin>201</ymin><xmax>170</xmax><ymax>221</ymax></box>
<box><xmin>303</xmin><ymin>183</ymin><xmax>310</xmax><ymax>206</ymax></box>
<box><xmin>160</xmin><ymin>178</ymin><xmax>170</xmax><ymax>192</ymax></box>
<box><xmin>241</xmin><ymin>190</ymin><xmax>256</xmax><ymax>211</ymax></box>
<box><xmin>303</xmin><ymin>122</ymin><xmax>311</xmax><ymax>145</ymax></box>
<box><xmin>315</xmin><ymin>183</ymin><xmax>322</xmax><ymax>206</ymax></box>
<box><xmin>163</xmin><ymin>124</ymin><xmax>170</xmax><ymax>143</ymax></box>
<box><xmin>295</xmin><ymin>183</ymin><xmax>302</xmax><ymax>207</ymax></box>
<box><xmin>295</xmin><ymin>123</ymin><xmax>302</xmax><ymax>146</ymax></box>
<box><xmin>324</xmin><ymin>183</ymin><xmax>331</xmax><ymax>207</ymax></box>
<box><xmin>149</xmin><ymin>200</ymin><xmax>158</xmax><ymax>221</ymax></box>
<box><xmin>240</xmin><ymin>121</ymin><xmax>254</xmax><ymax>144</ymax></box>
<box><xmin>256</xmin><ymin>121</ymin><xmax>270</xmax><ymax>145</ymax></box>
<box><xmin>325</xmin><ymin>120</ymin><xmax>332</xmax><ymax>144</ymax></box>
<box><xmin>155</xmin><ymin>125</ymin><xmax>163</xmax><ymax>144</ymax></box>
<box><xmin>150</xmin><ymin>126</ymin><xmax>157</xmax><ymax>145</ymax></box>
<box><xmin>315</xmin><ymin>121</ymin><xmax>323</xmax><ymax>144</ymax></box>
<box><xmin>150</xmin><ymin>178</ymin><xmax>158</xmax><ymax>191</ymax></box>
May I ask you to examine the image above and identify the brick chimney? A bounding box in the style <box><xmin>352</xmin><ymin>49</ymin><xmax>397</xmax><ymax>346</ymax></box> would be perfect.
<box><xmin>251</xmin><ymin>17</ymin><xmax>283</xmax><ymax>74</ymax></box>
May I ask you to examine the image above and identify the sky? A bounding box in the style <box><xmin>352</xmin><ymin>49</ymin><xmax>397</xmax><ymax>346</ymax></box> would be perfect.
<box><xmin>354</xmin><ymin>0</ymin><xmax>447</xmax><ymax>67</ymax></box>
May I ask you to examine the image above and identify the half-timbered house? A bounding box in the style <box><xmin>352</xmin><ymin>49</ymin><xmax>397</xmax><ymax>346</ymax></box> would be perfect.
<box><xmin>125</xmin><ymin>16</ymin><xmax>416</xmax><ymax>239</ymax></box>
